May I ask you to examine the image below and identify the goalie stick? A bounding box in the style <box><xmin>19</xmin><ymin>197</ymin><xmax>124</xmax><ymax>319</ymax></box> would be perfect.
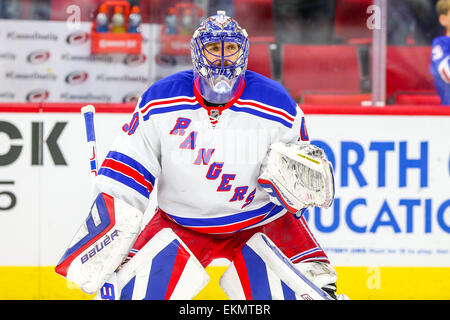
<box><xmin>81</xmin><ymin>105</ymin><xmax>99</xmax><ymax>176</ymax></box>
<box><xmin>57</xmin><ymin>105</ymin><xmax>142</xmax><ymax>296</ymax></box>
<box><xmin>80</xmin><ymin>105</ymin><xmax>137</xmax><ymax>299</ymax></box>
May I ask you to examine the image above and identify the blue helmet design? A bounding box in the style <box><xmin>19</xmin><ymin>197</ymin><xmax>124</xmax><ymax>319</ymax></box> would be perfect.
<box><xmin>191</xmin><ymin>11</ymin><xmax>249</xmax><ymax>104</ymax></box>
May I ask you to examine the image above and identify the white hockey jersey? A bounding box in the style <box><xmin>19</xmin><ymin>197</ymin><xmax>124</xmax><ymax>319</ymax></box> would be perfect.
<box><xmin>93</xmin><ymin>70</ymin><xmax>310</xmax><ymax>234</ymax></box>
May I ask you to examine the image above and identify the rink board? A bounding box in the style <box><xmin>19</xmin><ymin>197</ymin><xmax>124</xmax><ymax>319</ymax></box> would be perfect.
<box><xmin>0</xmin><ymin>266</ymin><xmax>449</xmax><ymax>300</ymax></box>
<box><xmin>0</xmin><ymin>103</ymin><xmax>449</xmax><ymax>299</ymax></box>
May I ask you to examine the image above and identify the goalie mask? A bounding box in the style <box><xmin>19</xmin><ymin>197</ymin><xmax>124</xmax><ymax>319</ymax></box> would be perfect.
<box><xmin>191</xmin><ymin>10</ymin><xmax>249</xmax><ymax>104</ymax></box>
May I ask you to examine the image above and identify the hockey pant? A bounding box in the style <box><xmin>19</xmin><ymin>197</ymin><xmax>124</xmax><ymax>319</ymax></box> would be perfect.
<box><xmin>105</xmin><ymin>208</ymin><xmax>330</xmax><ymax>300</ymax></box>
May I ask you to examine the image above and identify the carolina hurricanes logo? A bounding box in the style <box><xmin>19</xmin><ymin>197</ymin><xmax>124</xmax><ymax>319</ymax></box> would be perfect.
<box><xmin>123</xmin><ymin>54</ymin><xmax>147</xmax><ymax>67</ymax></box>
<box><xmin>27</xmin><ymin>50</ymin><xmax>50</xmax><ymax>64</ymax></box>
<box><xmin>65</xmin><ymin>71</ymin><xmax>88</xmax><ymax>85</ymax></box>
<box><xmin>66</xmin><ymin>31</ymin><xmax>89</xmax><ymax>46</ymax></box>
<box><xmin>26</xmin><ymin>89</ymin><xmax>49</xmax><ymax>102</ymax></box>
<box><xmin>122</xmin><ymin>92</ymin><xmax>140</xmax><ymax>103</ymax></box>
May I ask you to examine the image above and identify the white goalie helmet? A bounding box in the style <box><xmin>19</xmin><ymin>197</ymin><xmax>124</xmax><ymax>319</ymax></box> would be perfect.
<box><xmin>191</xmin><ymin>10</ymin><xmax>250</xmax><ymax>104</ymax></box>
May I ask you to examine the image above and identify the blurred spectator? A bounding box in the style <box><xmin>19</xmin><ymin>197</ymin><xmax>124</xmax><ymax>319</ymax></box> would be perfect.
<box><xmin>430</xmin><ymin>0</ymin><xmax>450</xmax><ymax>105</ymax></box>
<box><xmin>272</xmin><ymin>0</ymin><xmax>336</xmax><ymax>44</ymax></box>
<box><xmin>206</xmin><ymin>0</ymin><xmax>233</xmax><ymax>17</ymax></box>
<box><xmin>270</xmin><ymin>0</ymin><xmax>336</xmax><ymax>82</ymax></box>
<box><xmin>0</xmin><ymin>0</ymin><xmax>22</xmax><ymax>18</ymax></box>
<box><xmin>387</xmin><ymin>0</ymin><xmax>442</xmax><ymax>45</ymax></box>
<box><xmin>0</xmin><ymin>0</ymin><xmax>51</xmax><ymax>20</ymax></box>
<box><xmin>29</xmin><ymin>0</ymin><xmax>51</xmax><ymax>20</ymax></box>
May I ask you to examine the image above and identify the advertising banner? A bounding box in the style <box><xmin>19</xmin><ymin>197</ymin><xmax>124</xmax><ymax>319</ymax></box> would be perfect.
<box><xmin>0</xmin><ymin>20</ymin><xmax>158</xmax><ymax>104</ymax></box>
<box><xmin>305</xmin><ymin>114</ymin><xmax>450</xmax><ymax>267</ymax></box>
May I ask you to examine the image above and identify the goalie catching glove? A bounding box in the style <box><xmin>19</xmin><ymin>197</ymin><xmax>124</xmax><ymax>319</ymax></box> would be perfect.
<box><xmin>258</xmin><ymin>142</ymin><xmax>335</xmax><ymax>217</ymax></box>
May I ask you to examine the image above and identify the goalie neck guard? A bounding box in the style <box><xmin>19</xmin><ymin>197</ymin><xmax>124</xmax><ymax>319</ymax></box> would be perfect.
<box><xmin>191</xmin><ymin>10</ymin><xmax>249</xmax><ymax>104</ymax></box>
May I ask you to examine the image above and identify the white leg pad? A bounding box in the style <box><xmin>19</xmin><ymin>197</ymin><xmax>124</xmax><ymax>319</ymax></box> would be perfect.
<box><xmin>95</xmin><ymin>228</ymin><xmax>209</xmax><ymax>300</ymax></box>
<box><xmin>219</xmin><ymin>233</ymin><xmax>332</xmax><ymax>300</ymax></box>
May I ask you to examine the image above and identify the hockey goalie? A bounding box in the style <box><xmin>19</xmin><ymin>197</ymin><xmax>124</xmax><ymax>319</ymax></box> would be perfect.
<box><xmin>55</xmin><ymin>11</ymin><xmax>348</xmax><ymax>300</ymax></box>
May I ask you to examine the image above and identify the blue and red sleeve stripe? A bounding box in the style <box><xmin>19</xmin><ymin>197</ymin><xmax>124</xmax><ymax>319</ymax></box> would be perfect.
<box><xmin>99</xmin><ymin>151</ymin><xmax>156</xmax><ymax>199</ymax></box>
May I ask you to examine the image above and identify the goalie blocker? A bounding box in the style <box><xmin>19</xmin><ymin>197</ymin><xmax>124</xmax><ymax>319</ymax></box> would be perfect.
<box><xmin>258</xmin><ymin>142</ymin><xmax>335</xmax><ymax>217</ymax></box>
<box><xmin>55</xmin><ymin>193</ymin><xmax>143</xmax><ymax>294</ymax></box>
